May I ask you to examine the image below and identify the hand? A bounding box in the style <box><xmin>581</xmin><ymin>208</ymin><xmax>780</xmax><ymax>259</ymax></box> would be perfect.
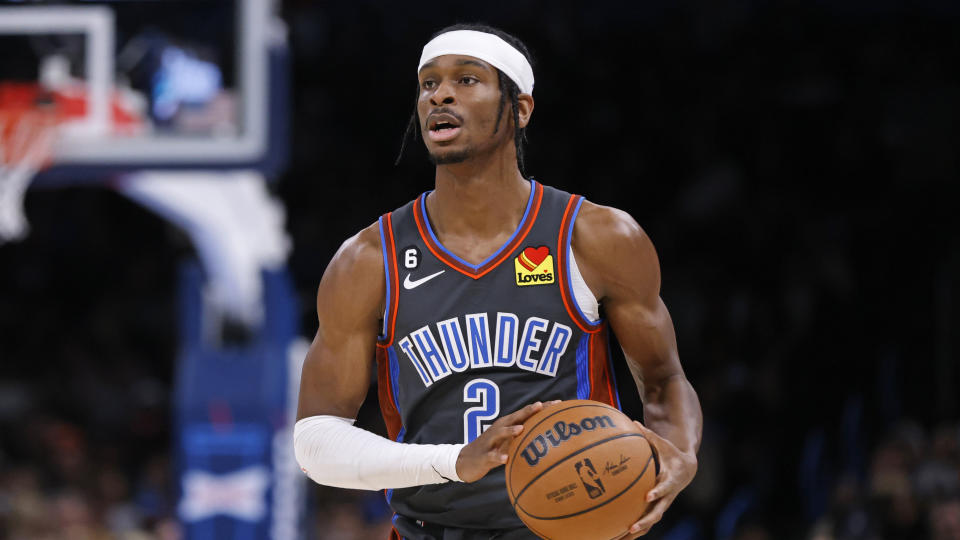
<box><xmin>617</xmin><ymin>421</ymin><xmax>698</xmax><ymax>538</ymax></box>
<box><xmin>455</xmin><ymin>400</ymin><xmax>557</xmax><ymax>482</ymax></box>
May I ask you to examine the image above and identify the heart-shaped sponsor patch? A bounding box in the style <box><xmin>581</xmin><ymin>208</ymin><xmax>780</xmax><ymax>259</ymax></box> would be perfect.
<box><xmin>518</xmin><ymin>246</ymin><xmax>550</xmax><ymax>271</ymax></box>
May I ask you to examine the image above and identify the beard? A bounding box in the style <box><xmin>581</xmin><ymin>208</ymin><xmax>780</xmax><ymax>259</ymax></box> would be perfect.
<box><xmin>428</xmin><ymin>147</ymin><xmax>472</xmax><ymax>165</ymax></box>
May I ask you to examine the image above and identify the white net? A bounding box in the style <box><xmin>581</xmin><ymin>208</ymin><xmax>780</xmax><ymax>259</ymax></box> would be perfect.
<box><xmin>0</xmin><ymin>106</ymin><xmax>58</xmax><ymax>243</ymax></box>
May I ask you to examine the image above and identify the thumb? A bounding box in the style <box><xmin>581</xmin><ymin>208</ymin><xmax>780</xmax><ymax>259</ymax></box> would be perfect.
<box><xmin>632</xmin><ymin>420</ymin><xmax>661</xmax><ymax>442</ymax></box>
<box><xmin>633</xmin><ymin>420</ymin><xmax>671</xmax><ymax>456</ymax></box>
<box><xmin>633</xmin><ymin>421</ymin><xmax>664</xmax><ymax>489</ymax></box>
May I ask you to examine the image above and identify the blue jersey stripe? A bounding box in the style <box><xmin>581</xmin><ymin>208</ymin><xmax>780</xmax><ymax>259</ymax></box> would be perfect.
<box><xmin>604</xmin><ymin>328</ymin><xmax>622</xmax><ymax>409</ymax></box>
<box><xmin>388</xmin><ymin>347</ymin><xmax>402</xmax><ymax>415</ymax></box>
<box><xmin>385</xmin><ymin>425</ymin><xmax>408</xmax><ymax>505</ymax></box>
<box><xmin>575</xmin><ymin>333</ymin><xmax>591</xmax><ymax>399</ymax></box>
<box><xmin>378</xmin><ymin>216</ymin><xmax>392</xmax><ymax>340</ymax></box>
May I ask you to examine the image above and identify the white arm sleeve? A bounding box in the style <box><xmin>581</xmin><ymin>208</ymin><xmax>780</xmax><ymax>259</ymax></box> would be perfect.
<box><xmin>293</xmin><ymin>415</ymin><xmax>466</xmax><ymax>490</ymax></box>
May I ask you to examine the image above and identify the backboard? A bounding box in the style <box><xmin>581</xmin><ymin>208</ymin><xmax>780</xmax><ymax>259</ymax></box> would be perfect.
<box><xmin>0</xmin><ymin>0</ymin><xmax>288</xmax><ymax>186</ymax></box>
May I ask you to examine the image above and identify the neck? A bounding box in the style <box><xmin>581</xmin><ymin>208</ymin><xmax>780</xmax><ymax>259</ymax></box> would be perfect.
<box><xmin>427</xmin><ymin>149</ymin><xmax>530</xmax><ymax>239</ymax></box>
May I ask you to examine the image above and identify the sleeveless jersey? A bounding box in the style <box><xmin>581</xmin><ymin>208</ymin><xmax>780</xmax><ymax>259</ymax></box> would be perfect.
<box><xmin>375</xmin><ymin>181</ymin><xmax>622</xmax><ymax>530</ymax></box>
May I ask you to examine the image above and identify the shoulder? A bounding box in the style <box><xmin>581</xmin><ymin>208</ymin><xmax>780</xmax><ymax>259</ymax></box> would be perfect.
<box><xmin>317</xmin><ymin>221</ymin><xmax>385</xmax><ymax>316</ymax></box>
<box><xmin>572</xmin><ymin>200</ymin><xmax>656</xmax><ymax>263</ymax></box>
<box><xmin>572</xmin><ymin>200</ymin><xmax>647</xmax><ymax>245</ymax></box>
<box><xmin>570</xmin><ymin>200</ymin><xmax>660</xmax><ymax>301</ymax></box>
<box><xmin>330</xmin><ymin>221</ymin><xmax>384</xmax><ymax>272</ymax></box>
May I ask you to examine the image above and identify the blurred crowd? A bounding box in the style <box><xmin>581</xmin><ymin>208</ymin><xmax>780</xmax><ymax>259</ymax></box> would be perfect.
<box><xmin>0</xmin><ymin>189</ymin><xmax>181</xmax><ymax>539</ymax></box>
<box><xmin>302</xmin><ymin>488</ymin><xmax>394</xmax><ymax>540</ymax></box>
<box><xmin>810</xmin><ymin>423</ymin><xmax>960</xmax><ymax>540</ymax></box>
<box><xmin>0</xmin><ymin>437</ymin><xmax>177</xmax><ymax>540</ymax></box>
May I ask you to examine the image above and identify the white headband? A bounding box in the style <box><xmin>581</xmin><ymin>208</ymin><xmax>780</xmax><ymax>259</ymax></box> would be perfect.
<box><xmin>418</xmin><ymin>30</ymin><xmax>534</xmax><ymax>95</ymax></box>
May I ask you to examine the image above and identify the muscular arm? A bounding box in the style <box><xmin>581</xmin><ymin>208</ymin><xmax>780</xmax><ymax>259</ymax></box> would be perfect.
<box><xmin>296</xmin><ymin>223</ymin><xmax>384</xmax><ymax>421</ymax></box>
<box><xmin>295</xmin><ymin>224</ymin><xmax>458</xmax><ymax>490</ymax></box>
<box><xmin>573</xmin><ymin>201</ymin><xmax>702</xmax><ymax>534</ymax></box>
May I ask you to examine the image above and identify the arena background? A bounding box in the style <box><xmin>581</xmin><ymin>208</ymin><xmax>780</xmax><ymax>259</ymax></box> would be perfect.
<box><xmin>1</xmin><ymin>0</ymin><xmax>958</xmax><ymax>539</ymax></box>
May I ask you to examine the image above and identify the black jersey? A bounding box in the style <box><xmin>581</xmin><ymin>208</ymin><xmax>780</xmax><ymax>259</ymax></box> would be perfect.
<box><xmin>375</xmin><ymin>181</ymin><xmax>622</xmax><ymax>531</ymax></box>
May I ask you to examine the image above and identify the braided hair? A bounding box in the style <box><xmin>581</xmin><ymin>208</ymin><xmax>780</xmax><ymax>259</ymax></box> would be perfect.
<box><xmin>396</xmin><ymin>24</ymin><xmax>534</xmax><ymax>177</ymax></box>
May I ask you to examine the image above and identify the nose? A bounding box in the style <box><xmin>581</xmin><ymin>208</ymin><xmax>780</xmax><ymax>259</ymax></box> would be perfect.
<box><xmin>430</xmin><ymin>79</ymin><xmax>456</xmax><ymax>106</ymax></box>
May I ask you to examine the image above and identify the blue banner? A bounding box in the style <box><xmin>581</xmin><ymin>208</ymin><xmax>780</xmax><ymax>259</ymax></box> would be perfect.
<box><xmin>174</xmin><ymin>262</ymin><xmax>304</xmax><ymax>540</ymax></box>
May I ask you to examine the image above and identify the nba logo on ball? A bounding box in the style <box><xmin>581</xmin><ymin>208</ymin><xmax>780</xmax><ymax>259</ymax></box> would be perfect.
<box><xmin>506</xmin><ymin>400</ymin><xmax>658</xmax><ymax>540</ymax></box>
<box><xmin>574</xmin><ymin>458</ymin><xmax>606</xmax><ymax>499</ymax></box>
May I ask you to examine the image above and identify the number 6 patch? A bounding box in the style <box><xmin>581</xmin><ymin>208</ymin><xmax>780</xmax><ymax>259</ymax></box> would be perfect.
<box><xmin>403</xmin><ymin>246</ymin><xmax>421</xmax><ymax>269</ymax></box>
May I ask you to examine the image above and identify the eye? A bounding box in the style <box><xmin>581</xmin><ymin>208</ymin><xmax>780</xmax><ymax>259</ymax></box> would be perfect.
<box><xmin>420</xmin><ymin>79</ymin><xmax>437</xmax><ymax>90</ymax></box>
<box><xmin>459</xmin><ymin>76</ymin><xmax>478</xmax><ymax>85</ymax></box>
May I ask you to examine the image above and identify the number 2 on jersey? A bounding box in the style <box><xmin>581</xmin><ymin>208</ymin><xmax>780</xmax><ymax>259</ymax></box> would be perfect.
<box><xmin>463</xmin><ymin>379</ymin><xmax>500</xmax><ymax>443</ymax></box>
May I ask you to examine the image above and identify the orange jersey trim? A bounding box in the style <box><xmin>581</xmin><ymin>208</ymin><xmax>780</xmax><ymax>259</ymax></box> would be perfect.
<box><xmin>556</xmin><ymin>194</ymin><xmax>602</xmax><ymax>334</ymax></box>
<box><xmin>587</xmin><ymin>324</ymin><xmax>618</xmax><ymax>408</ymax></box>
<box><xmin>375</xmin><ymin>346</ymin><xmax>403</xmax><ymax>442</ymax></box>
<box><xmin>378</xmin><ymin>213</ymin><xmax>400</xmax><ymax>347</ymax></box>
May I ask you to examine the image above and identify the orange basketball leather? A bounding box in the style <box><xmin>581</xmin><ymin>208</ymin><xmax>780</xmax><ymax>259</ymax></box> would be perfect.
<box><xmin>505</xmin><ymin>400</ymin><xmax>657</xmax><ymax>540</ymax></box>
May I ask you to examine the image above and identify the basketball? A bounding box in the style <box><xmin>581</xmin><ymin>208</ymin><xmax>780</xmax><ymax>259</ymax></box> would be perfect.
<box><xmin>505</xmin><ymin>400</ymin><xmax>658</xmax><ymax>540</ymax></box>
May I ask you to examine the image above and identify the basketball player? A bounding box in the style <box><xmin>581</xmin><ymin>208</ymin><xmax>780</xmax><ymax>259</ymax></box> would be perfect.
<box><xmin>294</xmin><ymin>24</ymin><xmax>702</xmax><ymax>539</ymax></box>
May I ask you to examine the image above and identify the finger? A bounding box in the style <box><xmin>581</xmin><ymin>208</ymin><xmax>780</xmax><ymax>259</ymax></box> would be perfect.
<box><xmin>495</xmin><ymin>428</ymin><xmax>523</xmax><ymax>453</ymax></box>
<box><xmin>487</xmin><ymin>448</ymin><xmax>509</xmax><ymax>466</ymax></box>
<box><xmin>645</xmin><ymin>472</ymin><xmax>680</xmax><ymax>503</ymax></box>
<box><xmin>632</xmin><ymin>421</ymin><xmax>685</xmax><ymax>503</ymax></box>
<box><xmin>632</xmin><ymin>420</ymin><xmax>666</xmax><ymax>446</ymax></box>
<box><xmin>632</xmin><ymin>421</ymin><xmax>666</xmax><ymax>478</ymax></box>
<box><xmin>626</xmin><ymin>495</ymin><xmax>674</xmax><ymax>535</ymax></box>
<box><xmin>612</xmin><ymin>529</ymin><xmax>640</xmax><ymax>540</ymax></box>
<box><xmin>483</xmin><ymin>424</ymin><xmax>524</xmax><ymax>448</ymax></box>
<box><xmin>495</xmin><ymin>401</ymin><xmax>543</xmax><ymax>426</ymax></box>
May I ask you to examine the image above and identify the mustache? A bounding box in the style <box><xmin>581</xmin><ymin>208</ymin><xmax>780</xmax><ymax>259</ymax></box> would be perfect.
<box><xmin>424</xmin><ymin>107</ymin><xmax>464</xmax><ymax>127</ymax></box>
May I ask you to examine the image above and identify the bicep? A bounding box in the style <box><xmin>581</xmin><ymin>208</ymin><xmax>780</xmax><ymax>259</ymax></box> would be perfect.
<box><xmin>296</xmin><ymin>229</ymin><xmax>385</xmax><ymax>420</ymax></box>
<box><xmin>573</xmin><ymin>203</ymin><xmax>683</xmax><ymax>397</ymax></box>
<box><xmin>296</xmin><ymin>322</ymin><xmax>377</xmax><ymax>420</ymax></box>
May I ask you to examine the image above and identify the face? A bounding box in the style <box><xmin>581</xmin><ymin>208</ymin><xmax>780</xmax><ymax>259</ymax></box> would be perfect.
<box><xmin>417</xmin><ymin>55</ymin><xmax>513</xmax><ymax>165</ymax></box>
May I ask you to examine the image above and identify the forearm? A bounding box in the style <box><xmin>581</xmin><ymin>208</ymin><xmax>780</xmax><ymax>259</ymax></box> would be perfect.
<box><xmin>640</xmin><ymin>374</ymin><xmax>702</xmax><ymax>456</ymax></box>
<box><xmin>294</xmin><ymin>415</ymin><xmax>465</xmax><ymax>490</ymax></box>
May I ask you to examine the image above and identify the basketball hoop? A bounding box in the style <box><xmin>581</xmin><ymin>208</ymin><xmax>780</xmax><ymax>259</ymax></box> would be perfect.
<box><xmin>0</xmin><ymin>83</ymin><xmax>60</xmax><ymax>243</ymax></box>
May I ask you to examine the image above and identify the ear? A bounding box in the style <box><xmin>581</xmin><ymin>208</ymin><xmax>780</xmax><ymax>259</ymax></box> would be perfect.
<box><xmin>516</xmin><ymin>94</ymin><xmax>534</xmax><ymax>129</ymax></box>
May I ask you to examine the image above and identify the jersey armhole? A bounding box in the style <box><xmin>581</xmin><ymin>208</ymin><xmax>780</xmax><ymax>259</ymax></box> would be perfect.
<box><xmin>568</xmin><ymin>245</ymin><xmax>600</xmax><ymax>322</ymax></box>
<box><xmin>557</xmin><ymin>195</ymin><xmax>603</xmax><ymax>333</ymax></box>
<box><xmin>377</xmin><ymin>213</ymin><xmax>400</xmax><ymax>346</ymax></box>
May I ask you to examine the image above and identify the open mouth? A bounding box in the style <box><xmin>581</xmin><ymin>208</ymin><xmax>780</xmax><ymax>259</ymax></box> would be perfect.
<box><xmin>432</xmin><ymin>121</ymin><xmax>457</xmax><ymax>131</ymax></box>
<box><xmin>427</xmin><ymin>113</ymin><xmax>462</xmax><ymax>142</ymax></box>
